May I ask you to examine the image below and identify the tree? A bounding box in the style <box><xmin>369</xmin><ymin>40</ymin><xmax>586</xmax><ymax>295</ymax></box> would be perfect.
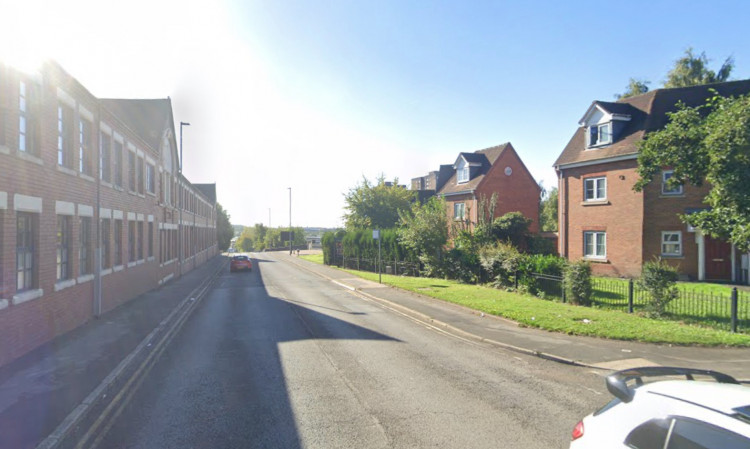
<box><xmin>539</xmin><ymin>186</ymin><xmax>558</xmax><ymax>232</ymax></box>
<box><xmin>664</xmin><ymin>48</ymin><xmax>733</xmax><ymax>88</ymax></box>
<box><xmin>216</xmin><ymin>203</ymin><xmax>233</xmax><ymax>251</ymax></box>
<box><xmin>343</xmin><ymin>175</ymin><xmax>415</xmax><ymax>229</ymax></box>
<box><xmin>236</xmin><ymin>226</ymin><xmax>255</xmax><ymax>252</ymax></box>
<box><xmin>616</xmin><ymin>78</ymin><xmax>650</xmax><ymax>99</ymax></box>
<box><xmin>634</xmin><ymin>93</ymin><xmax>750</xmax><ymax>252</ymax></box>
<box><xmin>398</xmin><ymin>196</ymin><xmax>448</xmax><ymax>277</ymax></box>
<box><xmin>492</xmin><ymin>212</ymin><xmax>532</xmax><ymax>247</ymax></box>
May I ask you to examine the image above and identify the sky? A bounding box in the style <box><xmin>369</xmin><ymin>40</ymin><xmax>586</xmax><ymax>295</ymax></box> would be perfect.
<box><xmin>2</xmin><ymin>0</ymin><xmax>750</xmax><ymax>228</ymax></box>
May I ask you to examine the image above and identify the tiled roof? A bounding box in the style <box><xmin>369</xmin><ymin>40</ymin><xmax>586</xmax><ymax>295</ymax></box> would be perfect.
<box><xmin>439</xmin><ymin>143</ymin><xmax>510</xmax><ymax>196</ymax></box>
<box><xmin>194</xmin><ymin>183</ymin><xmax>217</xmax><ymax>203</ymax></box>
<box><xmin>555</xmin><ymin>79</ymin><xmax>750</xmax><ymax>168</ymax></box>
<box><xmin>100</xmin><ymin>98</ymin><xmax>173</xmax><ymax>152</ymax></box>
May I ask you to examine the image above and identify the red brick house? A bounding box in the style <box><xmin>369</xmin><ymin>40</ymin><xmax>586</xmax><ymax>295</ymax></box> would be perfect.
<box><xmin>0</xmin><ymin>60</ymin><xmax>218</xmax><ymax>367</ymax></box>
<box><xmin>414</xmin><ymin>142</ymin><xmax>540</xmax><ymax>234</ymax></box>
<box><xmin>554</xmin><ymin>80</ymin><xmax>750</xmax><ymax>282</ymax></box>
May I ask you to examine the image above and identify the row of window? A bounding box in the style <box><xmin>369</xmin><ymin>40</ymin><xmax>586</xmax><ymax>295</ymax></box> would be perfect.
<box><xmin>583</xmin><ymin>231</ymin><xmax>683</xmax><ymax>259</ymax></box>
<box><xmin>584</xmin><ymin>170</ymin><xmax>683</xmax><ymax>202</ymax></box>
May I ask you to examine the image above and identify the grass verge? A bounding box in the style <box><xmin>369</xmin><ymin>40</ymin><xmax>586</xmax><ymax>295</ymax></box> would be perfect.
<box><xmin>336</xmin><ymin>268</ymin><xmax>750</xmax><ymax>347</ymax></box>
<box><xmin>300</xmin><ymin>254</ymin><xmax>324</xmax><ymax>264</ymax></box>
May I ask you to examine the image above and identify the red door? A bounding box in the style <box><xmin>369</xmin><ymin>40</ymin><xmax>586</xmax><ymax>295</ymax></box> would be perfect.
<box><xmin>704</xmin><ymin>236</ymin><xmax>732</xmax><ymax>281</ymax></box>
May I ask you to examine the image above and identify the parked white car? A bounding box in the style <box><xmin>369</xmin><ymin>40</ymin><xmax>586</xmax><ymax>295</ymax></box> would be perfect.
<box><xmin>570</xmin><ymin>367</ymin><xmax>750</xmax><ymax>448</ymax></box>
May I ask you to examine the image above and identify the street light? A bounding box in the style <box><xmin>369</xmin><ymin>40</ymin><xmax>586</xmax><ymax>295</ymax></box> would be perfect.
<box><xmin>288</xmin><ymin>187</ymin><xmax>292</xmax><ymax>255</ymax></box>
<box><xmin>179</xmin><ymin>121</ymin><xmax>190</xmax><ymax>276</ymax></box>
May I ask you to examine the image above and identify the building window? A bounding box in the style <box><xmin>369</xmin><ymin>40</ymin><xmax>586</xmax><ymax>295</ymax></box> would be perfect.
<box><xmin>661</xmin><ymin>232</ymin><xmax>682</xmax><ymax>256</ymax></box>
<box><xmin>100</xmin><ymin>132</ymin><xmax>112</xmax><ymax>182</ymax></box>
<box><xmin>79</xmin><ymin>119</ymin><xmax>93</xmax><ymax>175</ymax></box>
<box><xmin>584</xmin><ymin>177</ymin><xmax>607</xmax><ymax>201</ymax></box>
<box><xmin>79</xmin><ymin>217</ymin><xmax>93</xmax><ymax>275</ymax></box>
<box><xmin>454</xmin><ymin>202</ymin><xmax>466</xmax><ymax>221</ymax></box>
<box><xmin>137</xmin><ymin>221</ymin><xmax>144</xmax><ymax>260</ymax></box>
<box><xmin>128</xmin><ymin>151</ymin><xmax>136</xmax><ymax>192</ymax></box>
<box><xmin>457</xmin><ymin>161</ymin><xmax>469</xmax><ymax>183</ymax></box>
<box><xmin>148</xmin><ymin>222</ymin><xmax>154</xmax><ymax>258</ymax></box>
<box><xmin>584</xmin><ymin>231</ymin><xmax>606</xmax><ymax>259</ymax></box>
<box><xmin>146</xmin><ymin>163</ymin><xmax>155</xmax><ymax>194</ymax></box>
<box><xmin>661</xmin><ymin>170</ymin><xmax>683</xmax><ymax>195</ymax></box>
<box><xmin>114</xmin><ymin>141</ymin><xmax>123</xmax><ymax>187</ymax></box>
<box><xmin>137</xmin><ymin>156</ymin><xmax>144</xmax><ymax>194</ymax></box>
<box><xmin>19</xmin><ymin>80</ymin><xmax>40</xmax><ymax>155</ymax></box>
<box><xmin>114</xmin><ymin>219</ymin><xmax>123</xmax><ymax>266</ymax></box>
<box><xmin>102</xmin><ymin>218</ymin><xmax>111</xmax><ymax>269</ymax></box>
<box><xmin>128</xmin><ymin>221</ymin><xmax>136</xmax><ymax>263</ymax></box>
<box><xmin>58</xmin><ymin>103</ymin><xmax>75</xmax><ymax>168</ymax></box>
<box><xmin>17</xmin><ymin>212</ymin><xmax>36</xmax><ymax>291</ymax></box>
<box><xmin>56</xmin><ymin>215</ymin><xmax>71</xmax><ymax>281</ymax></box>
<box><xmin>588</xmin><ymin>122</ymin><xmax>612</xmax><ymax>147</ymax></box>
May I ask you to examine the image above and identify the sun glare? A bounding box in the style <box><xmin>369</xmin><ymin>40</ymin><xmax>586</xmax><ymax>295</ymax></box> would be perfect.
<box><xmin>0</xmin><ymin>1</ymin><xmax>50</xmax><ymax>73</ymax></box>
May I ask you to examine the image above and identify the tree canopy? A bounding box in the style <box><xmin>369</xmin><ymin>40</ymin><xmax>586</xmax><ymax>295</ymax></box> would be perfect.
<box><xmin>616</xmin><ymin>78</ymin><xmax>650</xmax><ymax>99</ymax></box>
<box><xmin>634</xmin><ymin>93</ymin><xmax>750</xmax><ymax>252</ymax></box>
<box><xmin>539</xmin><ymin>186</ymin><xmax>558</xmax><ymax>232</ymax></box>
<box><xmin>343</xmin><ymin>175</ymin><xmax>415</xmax><ymax>229</ymax></box>
<box><xmin>216</xmin><ymin>203</ymin><xmax>234</xmax><ymax>251</ymax></box>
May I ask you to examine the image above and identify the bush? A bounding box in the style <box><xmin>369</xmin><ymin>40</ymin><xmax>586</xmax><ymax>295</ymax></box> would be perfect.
<box><xmin>638</xmin><ymin>258</ymin><xmax>679</xmax><ymax>317</ymax></box>
<box><xmin>478</xmin><ymin>242</ymin><xmax>523</xmax><ymax>288</ymax></box>
<box><xmin>444</xmin><ymin>247</ymin><xmax>481</xmax><ymax>283</ymax></box>
<box><xmin>526</xmin><ymin>235</ymin><xmax>557</xmax><ymax>255</ymax></box>
<box><xmin>564</xmin><ymin>260</ymin><xmax>592</xmax><ymax>306</ymax></box>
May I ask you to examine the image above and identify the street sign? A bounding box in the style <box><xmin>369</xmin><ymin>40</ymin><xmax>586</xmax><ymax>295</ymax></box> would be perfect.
<box><xmin>373</xmin><ymin>229</ymin><xmax>380</xmax><ymax>240</ymax></box>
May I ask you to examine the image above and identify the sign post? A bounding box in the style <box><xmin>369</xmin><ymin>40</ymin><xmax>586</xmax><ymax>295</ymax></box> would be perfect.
<box><xmin>373</xmin><ymin>229</ymin><xmax>381</xmax><ymax>284</ymax></box>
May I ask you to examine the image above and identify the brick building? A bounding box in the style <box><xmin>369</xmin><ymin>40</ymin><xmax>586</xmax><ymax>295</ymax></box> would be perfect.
<box><xmin>0</xmin><ymin>60</ymin><xmax>218</xmax><ymax>367</ymax></box>
<box><xmin>554</xmin><ymin>80</ymin><xmax>750</xmax><ymax>282</ymax></box>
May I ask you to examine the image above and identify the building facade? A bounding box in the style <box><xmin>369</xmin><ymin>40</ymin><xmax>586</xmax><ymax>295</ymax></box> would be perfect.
<box><xmin>0</xmin><ymin>61</ymin><xmax>218</xmax><ymax>367</ymax></box>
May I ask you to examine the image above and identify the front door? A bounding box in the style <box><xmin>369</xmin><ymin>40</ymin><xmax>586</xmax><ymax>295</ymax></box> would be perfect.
<box><xmin>704</xmin><ymin>236</ymin><xmax>732</xmax><ymax>281</ymax></box>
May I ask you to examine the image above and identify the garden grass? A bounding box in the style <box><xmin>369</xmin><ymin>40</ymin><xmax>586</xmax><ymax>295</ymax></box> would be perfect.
<box><xmin>300</xmin><ymin>254</ymin><xmax>324</xmax><ymax>264</ymax></box>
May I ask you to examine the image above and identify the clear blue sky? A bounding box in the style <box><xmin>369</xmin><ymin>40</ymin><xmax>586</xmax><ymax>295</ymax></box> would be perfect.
<box><xmin>3</xmin><ymin>0</ymin><xmax>750</xmax><ymax>227</ymax></box>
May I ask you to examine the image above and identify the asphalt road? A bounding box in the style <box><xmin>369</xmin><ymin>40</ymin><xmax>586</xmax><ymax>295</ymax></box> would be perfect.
<box><xmin>96</xmin><ymin>252</ymin><xmax>607</xmax><ymax>449</ymax></box>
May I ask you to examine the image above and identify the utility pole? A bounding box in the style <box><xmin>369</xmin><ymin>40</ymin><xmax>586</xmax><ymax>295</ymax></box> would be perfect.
<box><xmin>288</xmin><ymin>187</ymin><xmax>292</xmax><ymax>255</ymax></box>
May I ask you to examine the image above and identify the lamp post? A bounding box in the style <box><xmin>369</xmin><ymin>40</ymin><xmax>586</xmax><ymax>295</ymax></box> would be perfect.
<box><xmin>288</xmin><ymin>187</ymin><xmax>292</xmax><ymax>255</ymax></box>
<box><xmin>179</xmin><ymin>121</ymin><xmax>190</xmax><ymax>276</ymax></box>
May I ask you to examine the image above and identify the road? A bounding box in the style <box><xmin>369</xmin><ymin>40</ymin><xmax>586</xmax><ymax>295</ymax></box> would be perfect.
<box><xmin>96</xmin><ymin>252</ymin><xmax>606</xmax><ymax>448</ymax></box>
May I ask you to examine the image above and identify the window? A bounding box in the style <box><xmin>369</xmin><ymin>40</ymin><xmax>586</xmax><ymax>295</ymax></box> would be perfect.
<box><xmin>148</xmin><ymin>222</ymin><xmax>154</xmax><ymax>258</ymax></box>
<box><xmin>100</xmin><ymin>133</ymin><xmax>112</xmax><ymax>182</ymax></box>
<box><xmin>79</xmin><ymin>217</ymin><xmax>92</xmax><ymax>275</ymax></box>
<box><xmin>57</xmin><ymin>103</ymin><xmax>75</xmax><ymax>168</ymax></box>
<box><xmin>454</xmin><ymin>202</ymin><xmax>466</xmax><ymax>221</ymax></box>
<box><xmin>114</xmin><ymin>141</ymin><xmax>123</xmax><ymax>187</ymax></box>
<box><xmin>114</xmin><ymin>219</ymin><xmax>123</xmax><ymax>266</ymax></box>
<box><xmin>661</xmin><ymin>231</ymin><xmax>682</xmax><ymax>256</ymax></box>
<box><xmin>584</xmin><ymin>231</ymin><xmax>606</xmax><ymax>259</ymax></box>
<box><xmin>128</xmin><ymin>221</ymin><xmax>136</xmax><ymax>263</ymax></box>
<box><xmin>79</xmin><ymin>119</ymin><xmax>93</xmax><ymax>175</ymax></box>
<box><xmin>137</xmin><ymin>156</ymin><xmax>144</xmax><ymax>194</ymax></box>
<box><xmin>626</xmin><ymin>417</ymin><xmax>750</xmax><ymax>449</ymax></box>
<box><xmin>102</xmin><ymin>218</ymin><xmax>111</xmax><ymax>269</ymax></box>
<box><xmin>146</xmin><ymin>163</ymin><xmax>155</xmax><ymax>194</ymax></box>
<box><xmin>137</xmin><ymin>221</ymin><xmax>144</xmax><ymax>260</ymax></box>
<box><xmin>584</xmin><ymin>177</ymin><xmax>606</xmax><ymax>201</ymax></box>
<box><xmin>662</xmin><ymin>170</ymin><xmax>684</xmax><ymax>195</ymax></box>
<box><xmin>588</xmin><ymin>122</ymin><xmax>612</xmax><ymax>147</ymax></box>
<box><xmin>19</xmin><ymin>80</ymin><xmax>40</xmax><ymax>155</ymax></box>
<box><xmin>457</xmin><ymin>161</ymin><xmax>469</xmax><ymax>183</ymax></box>
<box><xmin>17</xmin><ymin>212</ymin><xmax>36</xmax><ymax>292</ymax></box>
<box><xmin>128</xmin><ymin>151</ymin><xmax>136</xmax><ymax>191</ymax></box>
<box><xmin>56</xmin><ymin>216</ymin><xmax>71</xmax><ymax>281</ymax></box>
<box><xmin>625</xmin><ymin>418</ymin><xmax>670</xmax><ymax>449</ymax></box>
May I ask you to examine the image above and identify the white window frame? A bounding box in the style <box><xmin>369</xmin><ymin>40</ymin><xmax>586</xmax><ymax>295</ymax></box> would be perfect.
<box><xmin>454</xmin><ymin>202</ymin><xmax>466</xmax><ymax>221</ymax></box>
<box><xmin>584</xmin><ymin>231</ymin><xmax>606</xmax><ymax>259</ymax></box>
<box><xmin>588</xmin><ymin>122</ymin><xmax>612</xmax><ymax>147</ymax></box>
<box><xmin>457</xmin><ymin>162</ymin><xmax>469</xmax><ymax>183</ymax></box>
<box><xmin>661</xmin><ymin>231</ymin><xmax>682</xmax><ymax>257</ymax></box>
<box><xmin>584</xmin><ymin>176</ymin><xmax>607</xmax><ymax>201</ymax></box>
<box><xmin>661</xmin><ymin>170</ymin><xmax>683</xmax><ymax>195</ymax></box>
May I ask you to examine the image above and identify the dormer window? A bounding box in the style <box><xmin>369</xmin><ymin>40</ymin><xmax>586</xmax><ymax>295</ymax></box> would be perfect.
<box><xmin>457</xmin><ymin>160</ymin><xmax>469</xmax><ymax>183</ymax></box>
<box><xmin>588</xmin><ymin>122</ymin><xmax>612</xmax><ymax>147</ymax></box>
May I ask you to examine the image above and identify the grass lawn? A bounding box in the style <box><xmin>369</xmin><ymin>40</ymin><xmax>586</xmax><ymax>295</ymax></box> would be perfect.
<box><xmin>333</xmin><ymin>268</ymin><xmax>750</xmax><ymax>347</ymax></box>
<box><xmin>300</xmin><ymin>254</ymin><xmax>324</xmax><ymax>264</ymax></box>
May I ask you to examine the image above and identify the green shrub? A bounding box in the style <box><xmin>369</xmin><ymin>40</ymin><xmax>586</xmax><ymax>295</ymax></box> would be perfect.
<box><xmin>444</xmin><ymin>248</ymin><xmax>480</xmax><ymax>283</ymax></box>
<box><xmin>564</xmin><ymin>260</ymin><xmax>592</xmax><ymax>306</ymax></box>
<box><xmin>478</xmin><ymin>242</ymin><xmax>523</xmax><ymax>288</ymax></box>
<box><xmin>638</xmin><ymin>258</ymin><xmax>679</xmax><ymax>317</ymax></box>
<box><xmin>526</xmin><ymin>235</ymin><xmax>557</xmax><ymax>255</ymax></box>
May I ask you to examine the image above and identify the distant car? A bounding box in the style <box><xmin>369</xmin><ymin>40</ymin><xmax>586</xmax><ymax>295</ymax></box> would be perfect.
<box><xmin>570</xmin><ymin>366</ymin><xmax>750</xmax><ymax>448</ymax></box>
<box><xmin>230</xmin><ymin>255</ymin><xmax>252</xmax><ymax>272</ymax></box>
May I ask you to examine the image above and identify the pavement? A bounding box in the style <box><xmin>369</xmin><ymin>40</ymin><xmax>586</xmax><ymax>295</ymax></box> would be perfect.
<box><xmin>0</xmin><ymin>251</ymin><xmax>748</xmax><ymax>448</ymax></box>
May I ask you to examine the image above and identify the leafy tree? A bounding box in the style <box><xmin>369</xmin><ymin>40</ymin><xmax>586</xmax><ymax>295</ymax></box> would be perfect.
<box><xmin>236</xmin><ymin>226</ymin><xmax>255</xmax><ymax>252</ymax></box>
<box><xmin>638</xmin><ymin>258</ymin><xmax>679</xmax><ymax>318</ymax></box>
<box><xmin>539</xmin><ymin>186</ymin><xmax>558</xmax><ymax>232</ymax></box>
<box><xmin>635</xmin><ymin>93</ymin><xmax>750</xmax><ymax>252</ymax></box>
<box><xmin>216</xmin><ymin>203</ymin><xmax>233</xmax><ymax>251</ymax></box>
<box><xmin>492</xmin><ymin>212</ymin><xmax>532</xmax><ymax>246</ymax></box>
<box><xmin>344</xmin><ymin>175</ymin><xmax>415</xmax><ymax>229</ymax></box>
<box><xmin>398</xmin><ymin>196</ymin><xmax>449</xmax><ymax>277</ymax></box>
<box><xmin>664</xmin><ymin>48</ymin><xmax>733</xmax><ymax>88</ymax></box>
<box><xmin>616</xmin><ymin>78</ymin><xmax>650</xmax><ymax>99</ymax></box>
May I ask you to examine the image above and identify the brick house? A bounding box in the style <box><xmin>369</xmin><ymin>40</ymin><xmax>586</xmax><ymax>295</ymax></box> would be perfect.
<box><xmin>554</xmin><ymin>80</ymin><xmax>750</xmax><ymax>282</ymax></box>
<box><xmin>414</xmin><ymin>142</ymin><xmax>541</xmax><ymax>234</ymax></box>
<box><xmin>0</xmin><ymin>60</ymin><xmax>218</xmax><ymax>367</ymax></box>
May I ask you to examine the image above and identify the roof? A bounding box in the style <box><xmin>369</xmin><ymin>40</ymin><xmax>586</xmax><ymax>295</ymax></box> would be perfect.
<box><xmin>439</xmin><ymin>143</ymin><xmax>511</xmax><ymax>196</ymax></box>
<box><xmin>643</xmin><ymin>380</ymin><xmax>750</xmax><ymax>416</ymax></box>
<box><xmin>555</xmin><ymin>79</ymin><xmax>750</xmax><ymax>168</ymax></box>
<box><xmin>194</xmin><ymin>183</ymin><xmax>217</xmax><ymax>204</ymax></box>
<box><xmin>100</xmin><ymin>98</ymin><xmax>173</xmax><ymax>152</ymax></box>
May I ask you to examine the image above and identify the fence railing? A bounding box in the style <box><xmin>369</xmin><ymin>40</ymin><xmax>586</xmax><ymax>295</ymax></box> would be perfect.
<box><xmin>332</xmin><ymin>255</ymin><xmax>421</xmax><ymax>277</ymax></box>
<box><xmin>526</xmin><ymin>272</ymin><xmax>749</xmax><ymax>333</ymax></box>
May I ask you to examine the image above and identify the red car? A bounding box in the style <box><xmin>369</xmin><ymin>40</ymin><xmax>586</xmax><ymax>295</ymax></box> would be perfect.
<box><xmin>230</xmin><ymin>255</ymin><xmax>252</xmax><ymax>272</ymax></box>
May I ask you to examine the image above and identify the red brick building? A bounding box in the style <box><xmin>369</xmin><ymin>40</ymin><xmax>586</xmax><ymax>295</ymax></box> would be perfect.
<box><xmin>0</xmin><ymin>61</ymin><xmax>218</xmax><ymax>367</ymax></box>
<box><xmin>554</xmin><ymin>80</ymin><xmax>750</xmax><ymax>282</ymax></box>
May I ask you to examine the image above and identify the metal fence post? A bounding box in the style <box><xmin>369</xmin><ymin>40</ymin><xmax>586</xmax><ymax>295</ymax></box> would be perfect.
<box><xmin>731</xmin><ymin>287</ymin><xmax>738</xmax><ymax>333</ymax></box>
<box><xmin>514</xmin><ymin>270</ymin><xmax>519</xmax><ymax>290</ymax></box>
<box><xmin>561</xmin><ymin>276</ymin><xmax>566</xmax><ymax>303</ymax></box>
<box><xmin>628</xmin><ymin>279</ymin><xmax>634</xmax><ymax>314</ymax></box>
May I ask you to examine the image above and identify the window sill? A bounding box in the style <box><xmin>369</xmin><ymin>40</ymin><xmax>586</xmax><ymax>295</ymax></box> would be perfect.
<box><xmin>0</xmin><ymin>145</ymin><xmax>10</xmax><ymax>155</ymax></box>
<box><xmin>583</xmin><ymin>257</ymin><xmax>609</xmax><ymax>264</ymax></box>
<box><xmin>18</xmin><ymin>151</ymin><xmax>44</xmax><ymax>165</ymax></box>
<box><xmin>127</xmin><ymin>261</ymin><xmax>137</xmax><ymax>268</ymax></box>
<box><xmin>136</xmin><ymin>259</ymin><xmax>145</xmax><ymax>265</ymax></box>
<box><xmin>114</xmin><ymin>185</ymin><xmax>124</xmax><ymax>192</ymax></box>
<box><xmin>13</xmin><ymin>288</ymin><xmax>44</xmax><ymax>305</ymax></box>
<box><xmin>586</xmin><ymin>142</ymin><xmax>611</xmax><ymax>150</ymax></box>
<box><xmin>54</xmin><ymin>278</ymin><xmax>77</xmax><ymax>292</ymax></box>
<box><xmin>660</xmin><ymin>254</ymin><xmax>684</xmax><ymax>259</ymax></box>
<box><xmin>581</xmin><ymin>200</ymin><xmax>610</xmax><ymax>206</ymax></box>
<box><xmin>80</xmin><ymin>173</ymin><xmax>95</xmax><ymax>182</ymax></box>
<box><xmin>77</xmin><ymin>274</ymin><xmax>94</xmax><ymax>284</ymax></box>
<box><xmin>101</xmin><ymin>268</ymin><xmax>113</xmax><ymax>276</ymax></box>
<box><xmin>113</xmin><ymin>264</ymin><xmax>125</xmax><ymax>272</ymax></box>
<box><xmin>147</xmin><ymin>256</ymin><xmax>156</xmax><ymax>262</ymax></box>
<box><xmin>659</xmin><ymin>194</ymin><xmax>685</xmax><ymax>198</ymax></box>
<box><xmin>100</xmin><ymin>180</ymin><xmax>113</xmax><ymax>189</ymax></box>
<box><xmin>57</xmin><ymin>165</ymin><xmax>78</xmax><ymax>177</ymax></box>
<box><xmin>0</xmin><ymin>299</ymin><xmax>9</xmax><ymax>311</ymax></box>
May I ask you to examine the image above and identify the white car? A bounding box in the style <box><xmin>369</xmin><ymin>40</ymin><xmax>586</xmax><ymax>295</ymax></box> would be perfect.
<box><xmin>571</xmin><ymin>367</ymin><xmax>750</xmax><ymax>448</ymax></box>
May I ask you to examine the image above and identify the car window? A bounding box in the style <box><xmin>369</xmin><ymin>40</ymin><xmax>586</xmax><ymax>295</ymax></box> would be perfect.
<box><xmin>666</xmin><ymin>417</ymin><xmax>750</xmax><ymax>449</ymax></box>
<box><xmin>232</xmin><ymin>256</ymin><xmax>248</xmax><ymax>261</ymax></box>
<box><xmin>625</xmin><ymin>418</ymin><xmax>670</xmax><ymax>449</ymax></box>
